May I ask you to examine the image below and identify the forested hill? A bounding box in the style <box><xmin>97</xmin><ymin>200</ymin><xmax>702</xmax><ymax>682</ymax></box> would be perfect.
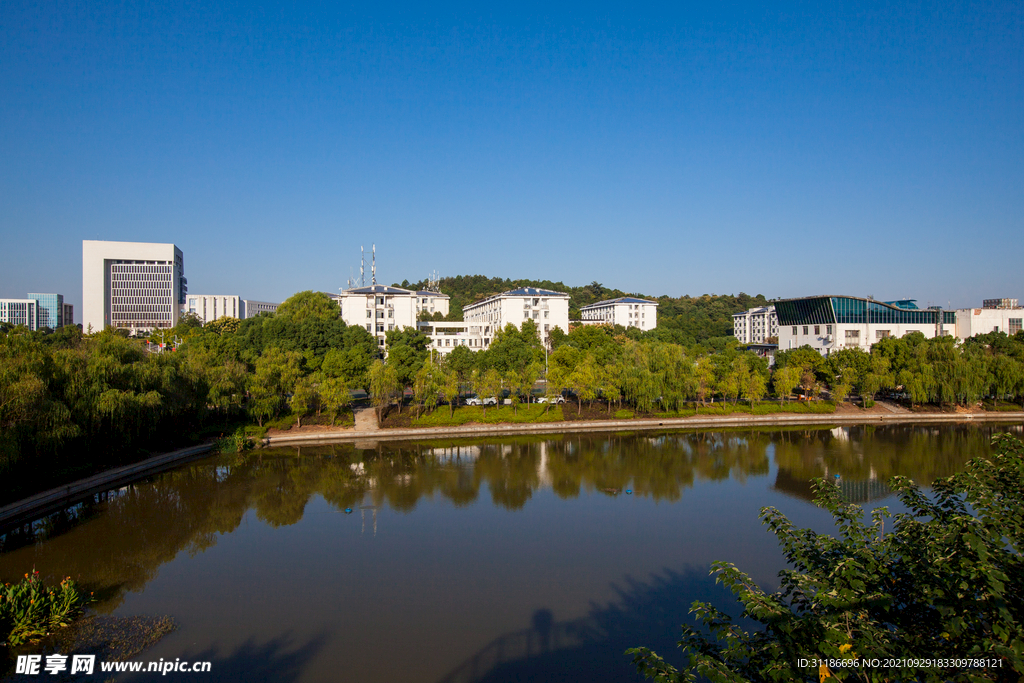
<box><xmin>398</xmin><ymin>275</ymin><xmax>771</xmax><ymax>344</ymax></box>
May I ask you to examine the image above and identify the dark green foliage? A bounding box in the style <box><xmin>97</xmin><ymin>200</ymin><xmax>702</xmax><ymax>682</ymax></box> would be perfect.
<box><xmin>628</xmin><ymin>434</ymin><xmax>1024</xmax><ymax>682</ymax></box>
<box><xmin>1</xmin><ymin>570</ymin><xmax>92</xmax><ymax>646</ymax></box>
<box><xmin>405</xmin><ymin>275</ymin><xmax>769</xmax><ymax>343</ymax></box>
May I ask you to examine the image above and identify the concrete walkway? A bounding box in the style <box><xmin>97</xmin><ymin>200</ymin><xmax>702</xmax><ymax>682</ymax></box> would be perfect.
<box><xmin>877</xmin><ymin>400</ymin><xmax>911</xmax><ymax>414</ymax></box>
<box><xmin>264</xmin><ymin>410</ymin><xmax>1024</xmax><ymax>448</ymax></box>
<box><xmin>354</xmin><ymin>406</ymin><xmax>379</xmax><ymax>431</ymax></box>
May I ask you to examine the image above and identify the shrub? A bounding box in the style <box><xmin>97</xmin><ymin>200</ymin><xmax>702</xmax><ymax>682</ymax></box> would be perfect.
<box><xmin>1</xmin><ymin>571</ymin><xmax>91</xmax><ymax>646</ymax></box>
<box><xmin>628</xmin><ymin>434</ymin><xmax>1024</xmax><ymax>682</ymax></box>
<box><xmin>412</xmin><ymin>405</ymin><xmax>564</xmax><ymax>427</ymax></box>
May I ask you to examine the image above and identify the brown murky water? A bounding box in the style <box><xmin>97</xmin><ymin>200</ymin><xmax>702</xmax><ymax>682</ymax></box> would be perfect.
<box><xmin>2</xmin><ymin>423</ymin><xmax>1019</xmax><ymax>682</ymax></box>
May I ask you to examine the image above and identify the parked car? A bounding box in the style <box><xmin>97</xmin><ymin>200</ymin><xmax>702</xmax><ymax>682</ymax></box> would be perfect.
<box><xmin>537</xmin><ymin>396</ymin><xmax>565</xmax><ymax>404</ymax></box>
<box><xmin>465</xmin><ymin>395</ymin><xmax>498</xmax><ymax>406</ymax></box>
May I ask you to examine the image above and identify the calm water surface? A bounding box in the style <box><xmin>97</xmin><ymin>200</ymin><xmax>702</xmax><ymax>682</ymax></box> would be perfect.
<box><xmin>2</xmin><ymin>424</ymin><xmax>1020</xmax><ymax>682</ymax></box>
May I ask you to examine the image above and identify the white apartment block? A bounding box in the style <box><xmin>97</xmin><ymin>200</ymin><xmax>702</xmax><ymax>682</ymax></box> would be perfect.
<box><xmin>186</xmin><ymin>295</ymin><xmax>280</xmax><ymax>323</ymax></box>
<box><xmin>82</xmin><ymin>240</ymin><xmax>186</xmax><ymax>334</ymax></box>
<box><xmin>462</xmin><ymin>287</ymin><xmax>570</xmax><ymax>349</ymax></box>
<box><xmin>732</xmin><ymin>305</ymin><xmax>778</xmax><ymax>344</ymax></box>
<box><xmin>333</xmin><ymin>285</ymin><xmax>420</xmax><ymax>350</ymax></box>
<box><xmin>579</xmin><ymin>297</ymin><xmax>658</xmax><ymax>331</ymax></box>
<box><xmin>414</xmin><ymin>290</ymin><xmax>450</xmax><ymax>318</ymax></box>
<box><xmin>0</xmin><ymin>299</ymin><xmax>40</xmax><ymax>331</ymax></box>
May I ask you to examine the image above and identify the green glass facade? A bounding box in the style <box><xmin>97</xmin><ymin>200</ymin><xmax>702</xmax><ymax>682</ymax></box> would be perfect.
<box><xmin>776</xmin><ymin>296</ymin><xmax>956</xmax><ymax>327</ymax></box>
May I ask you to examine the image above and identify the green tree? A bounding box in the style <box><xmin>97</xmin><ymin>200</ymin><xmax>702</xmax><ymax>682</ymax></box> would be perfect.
<box><xmin>318</xmin><ymin>375</ymin><xmax>351</xmax><ymax>425</ymax></box>
<box><xmin>289</xmin><ymin>375</ymin><xmax>317</xmax><ymax>427</ymax></box>
<box><xmin>773</xmin><ymin>365</ymin><xmax>800</xmax><ymax>402</ymax></box>
<box><xmin>476</xmin><ymin>368</ymin><xmax>502</xmax><ymax>417</ymax></box>
<box><xmin>628</xmin><ymin>434</ymin><xmax>1024</xmax><ymax>683</ymax></box>
<box><xmin>275</xmin><ymin>291</ymin><xmax>341</xmax><ymax>323</ymax></box>
<box><xmin>439</xmin><ymin>363</ymin><xmax>460</xmax><ymax>417</ymax></box>
<box><xmin>367</xmin><ymin>359</ymin><xmax>400</xmax><ymax>421</ymax></box>
<box><xmin>744</xmin><ymin>366</ymin><xmax>767</xmax><ymax>407</ymax></box>
<box><xmin>413</xmin><ymin>359</ymin><xmax>442</xmax><ymax>417</ymax></box>
<box><xmin>246</xmin><ymin>347</ymin><xmax>302</xmax><ymax>427</ymax></box>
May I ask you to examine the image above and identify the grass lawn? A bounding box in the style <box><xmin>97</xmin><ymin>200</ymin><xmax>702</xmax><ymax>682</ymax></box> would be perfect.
<box><xmin>412</xmin><ymin>404</ymin><xmax>565</xmax><ymax>427</ymax></box>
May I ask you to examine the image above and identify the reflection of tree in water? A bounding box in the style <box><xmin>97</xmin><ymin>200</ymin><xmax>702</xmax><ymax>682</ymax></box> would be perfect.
<box><xmin>770</xmin><ymin>424</ymin><xmax>1006</xmax><ymax>502</ymax></box>
<box><xmin>0</xmin><ymin>425</ymin><xmax>1003</xmax><ymax>614</ymax></box>
<box><xmin>434</xmin><ymin>565</ymin><xmax>744</xmax><ymax>683</ymax></box>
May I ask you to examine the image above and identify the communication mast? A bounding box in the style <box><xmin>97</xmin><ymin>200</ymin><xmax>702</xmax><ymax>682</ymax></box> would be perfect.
<box><xmin>360</xmin><ymin>246</ymin><xmax>365</xmax><ymax>287</ymax></box>
<box><xmin>371</xmin><ymin>244</ymin><xmax>376</xmax><ymax>285</ymax></box>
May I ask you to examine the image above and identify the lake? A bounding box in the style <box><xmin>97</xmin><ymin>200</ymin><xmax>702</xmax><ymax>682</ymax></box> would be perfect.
<box><xmin>1</xmin><ymin>423</ymin><xmax>1019</xmax><ymax>682</ymax></box>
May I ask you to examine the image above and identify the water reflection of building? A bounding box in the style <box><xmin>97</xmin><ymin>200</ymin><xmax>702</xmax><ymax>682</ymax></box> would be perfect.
<box><xmin>773</xmin><ymin>468</ymin><xmax>892</xmax><ymax>504</ymax></box>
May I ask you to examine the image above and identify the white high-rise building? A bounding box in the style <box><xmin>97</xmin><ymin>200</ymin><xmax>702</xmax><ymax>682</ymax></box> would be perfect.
<box><xmin>462</xmin><ymin>287</ymin><xmax>570</xmax><ymax>349</ymax></box>
<box><xmin>579</xmin><ymin>297</ymin><xmax>658</xmax><ymax>331</ymax></box>
<box><xmin>732</xmin><ymin>305</ymin><xmax>778</xmax><ymax>344</ymax></box>
<box><xmin>82</xmin><ymin>240</ymin><xmax>186</xmax><ymax>334</ymax></box>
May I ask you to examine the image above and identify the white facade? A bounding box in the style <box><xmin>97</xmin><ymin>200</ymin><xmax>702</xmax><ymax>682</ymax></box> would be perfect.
<box><xmin>579</xmin><ymin>297</ymin><xmax>658</xmax><ymax>331</ymax></box>
<box><xmin>732</xmin><ymin>305</ymin><xmax>778</xmax><ymax>344</ymax></box>
<box><xmin>333</xmin><ymin>285</ymin><xmax>419</xmax><ymax>350</ymax></box>
<box><xmin>955</xmin><ymin>307</ymin><xmax>1024</xmax><ymax>338</ymax></box>
<box><xmin>186</xmin><ymin>295</ymin><xmax>279</xmax><ymax>323</ymax></box>
<box><xmin>0</xmin><ymin>299</ymin><xmax>39</xmax><ymax>330</ymax></box>
<box><xmin>417</xmin><ymin>321</ymin><xmax>488</xmax><ymax>355</ymax></box>
<box><xmin>82</xmin><ymin>240</ymin><xmax>186</xmax><ymax>334</ymax></box>
<box><xmin>414</xmin><ymin>291</ymin><xmax>450</xmax><ymax>318</ymax></box>
<box><xmin>462</xmin><ymin>287</ymin><xmax>570</xmax><ymax>349</ymax></box>
<box><xmin>187</xmin><ymin>295</ymin><xmax>242</xmax><ymax>323</ymax></box>
<box><xmin>242</xmin><ymin>300</ymin><xmax>279</xmax><ymax>318</ymax></box>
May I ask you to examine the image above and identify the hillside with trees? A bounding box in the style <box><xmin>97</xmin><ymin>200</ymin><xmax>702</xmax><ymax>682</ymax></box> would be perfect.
<box><xmin>400</xmin><ymin>275</ymin><xmax>770</xmax><ymax>345</ymax></box>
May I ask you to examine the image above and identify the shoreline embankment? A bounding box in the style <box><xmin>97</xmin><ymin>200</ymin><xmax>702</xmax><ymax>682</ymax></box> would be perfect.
<box><xmin>3</xmin><ymin>411</ymin><xmax>1021</xmax><ymax>531</ymax></box>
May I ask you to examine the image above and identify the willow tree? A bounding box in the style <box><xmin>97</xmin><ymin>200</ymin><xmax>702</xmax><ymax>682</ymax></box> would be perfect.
<box><xmin>368</xmin><ymin>359</ymin><xmax>400</xmax><ymax>421</ymax></box>
<box><xmin>318</xmin><ymin>375</ymin><xmax>351</xmax><ymax>425</ymax></box>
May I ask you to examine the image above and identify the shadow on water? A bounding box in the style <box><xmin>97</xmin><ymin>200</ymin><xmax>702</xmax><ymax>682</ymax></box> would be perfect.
<box><xmin>435</xmin><ymin>565</ymin><xmax>743</xmax><ymax>683</ymax></box>
<box><xmin>120</xmin><ymin>631</ymin><xmax>330</xmax><ymax>683</ymax></box>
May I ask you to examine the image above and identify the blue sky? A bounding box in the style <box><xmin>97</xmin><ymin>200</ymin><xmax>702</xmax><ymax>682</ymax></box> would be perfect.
<box><xmin>2</xmin><ymin>1</ymin><xmax>1021</xmax><ymax>313</ymax></box>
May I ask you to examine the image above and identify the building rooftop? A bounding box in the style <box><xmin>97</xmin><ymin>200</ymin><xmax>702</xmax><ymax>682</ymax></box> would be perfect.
<box><xmin>415</xmin><ymin>290</ymin><xmax>449</xmax><ymax>298</ymax></box>
<box><xmin>502</xmin><ymin>287</ymin><xmax>570</xmax><ymax>297</ymax></box>
<box><xmin>580</xmin><ymin>297</ymin><xmax>657</xmax><ymax>309</ymax></box>
<box><xmin>343</xmin><ymin>285</ymin><xmax>414</xmax><ymax>295</ymax></box>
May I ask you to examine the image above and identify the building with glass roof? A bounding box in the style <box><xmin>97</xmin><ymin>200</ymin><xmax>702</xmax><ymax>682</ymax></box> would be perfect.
<box><xmin>775</xmin><ymin>295</ymin><xmax>957</xmax><ymax>354</ymax></box>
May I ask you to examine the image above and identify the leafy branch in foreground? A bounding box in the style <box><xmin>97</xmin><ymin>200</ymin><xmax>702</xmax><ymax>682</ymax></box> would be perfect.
<box><xmin>628</xmin><ymin>434</ymin><xmax>1024</xmax><ymax>682</ymax></box>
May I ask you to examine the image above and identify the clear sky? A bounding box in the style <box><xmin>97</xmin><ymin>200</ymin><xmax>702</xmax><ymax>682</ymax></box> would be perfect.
<box><xmin>2</xmin><ymin>1</ymin><xmax>1021</xmax><ymax>313</ymax></box>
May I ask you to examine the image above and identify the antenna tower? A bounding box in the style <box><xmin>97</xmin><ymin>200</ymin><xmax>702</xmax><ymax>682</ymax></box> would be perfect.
<box><xmin>360</xmin><ymin>246</ymin><xmax>365</xmax><ymax>287</ymax></box>
<box><xmin>371</xmin><ymin>244</ymin><xmax>376</xmax><ymax>285</ymax></box>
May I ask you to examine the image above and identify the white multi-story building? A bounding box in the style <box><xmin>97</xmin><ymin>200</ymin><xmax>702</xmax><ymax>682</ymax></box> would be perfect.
<box><xmin>955</xmin><ymin>304</ymin><xmax>1023</xmax><ymax>338</ymax></box>
<box><xmin>186</xmin><ymin>295</ymin><xmax>280</xmax><ymax>323</ymax></box>
<box><xmin>732</xmin><ymin>305</ymin><xmax>778</xmax><ymax>344</ymax></box>
<box><xmin>418</xmin><ymin>321</ymin><xmax>488</xmax><ymax>355</ymax></box>
<box><xmin>82</xmin><ymin>240</ymin><xmax>187</xmax><ymax>334</ymax></box>
<box><xmin>414</xmin><ymin>290</ymin><xmax>450</xmax><ymax>318</ymax></box>
<box><xmin>462</xmin><ymin>287</ymin><xmax>570</xmax><ymax>348</ymax></box>
<box><xmin>333</xmin><ymin>285</ymin><xmax>420</xmax><ymax>350</ymax></box>
<box><xmin>0</xmin><ymin>299</ymin><xmax>40</xmax><ymax>330</ymax></box>
<box><xmin>579</xmin><ymin>297</ymin><xmax>658</xmax><ymax>331</ymax></box>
